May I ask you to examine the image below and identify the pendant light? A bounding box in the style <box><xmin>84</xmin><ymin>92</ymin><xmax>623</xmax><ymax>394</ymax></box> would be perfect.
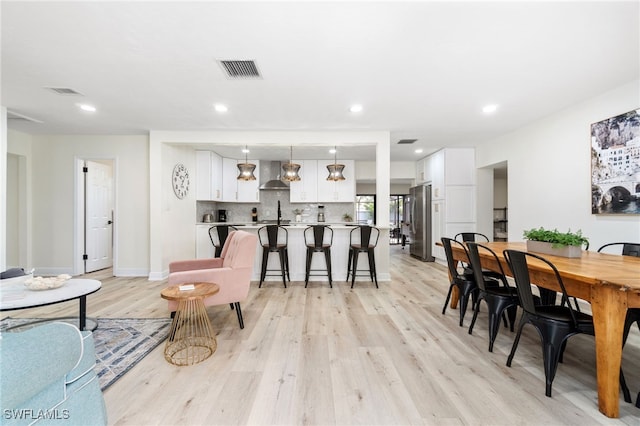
<box><xmin>237</xmin><ymin>146</ymin><xmax>257</xmax><ymax>181</ymax></box>
<box><xmin>326</xmin><ymin>146</ymin><xmax>345</xmax><ymax>181</ymax></box>
<box><xmin>282</xmin><ymin>146</ymin><xmax>301</xmax><ymax>182</ymax></box>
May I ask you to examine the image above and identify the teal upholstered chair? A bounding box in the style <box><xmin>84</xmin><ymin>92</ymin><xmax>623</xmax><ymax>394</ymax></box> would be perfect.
<box><xmin>0</xmin><ymin>322</ymin><xmax>107</xmax><ymax>425</ymax></box>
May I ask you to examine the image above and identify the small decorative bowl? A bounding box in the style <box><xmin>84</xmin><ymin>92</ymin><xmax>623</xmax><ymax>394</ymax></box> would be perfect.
<box><xmin>24</xmin><ymin>274</ymin><xmax>71</xmax><ymax>291</ymax></box>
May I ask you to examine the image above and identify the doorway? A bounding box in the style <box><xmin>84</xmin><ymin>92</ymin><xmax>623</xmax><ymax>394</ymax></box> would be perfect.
<box><xmin>75</xmin><ymin>159</ymin><xmax>115</xmax><ymax>274</ymax></box>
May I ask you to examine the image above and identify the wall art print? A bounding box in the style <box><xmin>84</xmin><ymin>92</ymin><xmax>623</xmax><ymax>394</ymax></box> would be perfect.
<box><xmin>591</xmin><ymin>108</ymin><xmax>640</xmax><ymax>214</ymax></box>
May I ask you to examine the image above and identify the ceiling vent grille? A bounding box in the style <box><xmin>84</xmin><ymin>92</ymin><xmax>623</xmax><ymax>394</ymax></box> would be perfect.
<box><xmin>218</xmin><ymin>60</ymin><xmax>261</xmax><ymax>79</ymax></box>
<box><xmin>7</xmin><ymin>110</ymin><xmax>43</xmax><ymax>123</ymax></box>
<box><xmin>397</xmin><ymin>139</ymin><xmax>417</xmax><ymax>144</ymax></box>
<box><xmin>45</xmin><ymin>87</ymin><xmax>83</xmax><ymax>96</ymax></box>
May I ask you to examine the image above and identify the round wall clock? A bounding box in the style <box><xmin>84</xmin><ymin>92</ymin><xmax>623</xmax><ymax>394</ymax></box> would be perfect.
<box><xmin>172</xmin><ymin>163</ymin><xmax>190</xmax><ymax>199</ymax></box>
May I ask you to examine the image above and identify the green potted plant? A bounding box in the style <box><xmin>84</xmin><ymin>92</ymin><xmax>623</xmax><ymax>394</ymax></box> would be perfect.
<box><xmin>342</xmin><ymin>213</ymin><xmax>353</xmax><ymax>222</ymax></box>
<box><xmin>522</xmin><ymin>227</ymin><xmax>588</xmax><ymax>258</ymax></box>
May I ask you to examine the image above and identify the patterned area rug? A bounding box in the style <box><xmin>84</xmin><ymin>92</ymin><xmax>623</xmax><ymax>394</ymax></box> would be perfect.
<box><xmin>0</xmin><ymin>317</ymin><xmax>171</xmax><ymax>391</ymax></box>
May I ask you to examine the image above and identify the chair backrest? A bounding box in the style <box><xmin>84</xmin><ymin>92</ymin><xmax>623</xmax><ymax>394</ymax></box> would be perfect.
<box><xmin>504</xmin><ymin>249</ymin><xmax>579</xmax><ymax>325</ymax></box>
<box><xmin>441</xmin><ymin>237</ymin><xmax>470</xmax><ymax>281</ymax></box>
<box><xmin>304</xmin><ymin>225</ymin><xmax>333</xmax><ymax>248</ymax></box>
<box><xmin>222</xmin><ymin>230</ymin><xmax>258</xmax><ymax>269</ymax></box>
<box><xmin>349</xmin><ymin>226</ymin><xmax>380</xmax><ymax>247</ymax></box>
<box><xmin>597</xmin><ymin>242</ymin><xmax>640</xmax><ymax>257</ymax></box>
<box><xmin>455</xmin><ymin>232</ymin><xmax>490</xmax><ymax>243</ymax></box>
<box><xmin>209</xmin><ymin>225</ymin><xmax>238</xmax><ymax>253</ymax></box>
<box><xmin>258</xmin><ymin>225</ymin><xmax>288</xmax><ymax>248</ymax></box>
<box><xmin>467</xmin><ymin>242</ymin><xmax>509</xmax><ymax>290</ymax></box>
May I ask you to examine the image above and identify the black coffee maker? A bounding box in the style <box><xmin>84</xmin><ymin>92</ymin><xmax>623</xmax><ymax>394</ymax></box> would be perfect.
<box><xmin>217</xmin><ymin>209</ymin><xmax>227</xmax><ymax>222</ymax></box>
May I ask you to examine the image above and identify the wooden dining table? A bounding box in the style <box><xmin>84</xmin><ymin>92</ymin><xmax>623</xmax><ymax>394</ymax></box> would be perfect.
<box><xmin>445</xmin><ymin>241</ymin><xmax>640</xmax><ymax>418</ymax></box>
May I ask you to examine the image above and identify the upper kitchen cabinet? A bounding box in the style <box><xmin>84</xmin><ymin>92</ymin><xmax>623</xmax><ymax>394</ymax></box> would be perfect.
<box><xmin>317</xmin><ymin>159</ymin><xmax>355</xmax><ymax>203</ymax></box>
<box><xmin>222</xmin><ymin>157</ymin><xmax>260</xmax><ymax>203</ymax></box>
<box><xmin>421</xmin><ymin>148</ymin><xmax>474</xmax><ymax>200</ymax></box>
<box><xmin>416</xmin><ymin>157</ymin><xmax>428</xmax><ymax>184</ymax></box>
<box><xmin>289</xmin><ymin>160</ymin><xmax>318</xmax><ymax>203</ymax></box>
<box><xmin>195</xmin><ymin>150</ymin><xmax>223</xmax><ymax>201</ymax></box>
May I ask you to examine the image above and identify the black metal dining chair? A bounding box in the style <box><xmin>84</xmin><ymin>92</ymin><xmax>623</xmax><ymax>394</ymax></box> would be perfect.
<box><xmin>597</xmin><ymin>242</ymin><xmax>640</xmax><ymax>256</ymax></box>
<box><xmin>346</xmin><ymin>225</ymin><xmax>380</xmax><ymax>288</ymax></box>
<box><xmin>258</xmin><ymin>225</ymin><xmax>289</xmax><ymax>288</ymax></box>
<box><xmin>466</xmin><ymin>242</ymin><xmax>519</xmax><ymax>352</ymax></box>
<box><xmin>304</xmin><ymin>225</ymin><xmax>333</xmax><ymax>288</ymax></box>
<box><xmin>441</xmin><ymin>238</ymin><xmax>500</xmax><ymax>327</ymax></box>
<box><xmin>503</xmin><ymin>249</ymin><xmax>595</xmax><ymax>397</ymax></box>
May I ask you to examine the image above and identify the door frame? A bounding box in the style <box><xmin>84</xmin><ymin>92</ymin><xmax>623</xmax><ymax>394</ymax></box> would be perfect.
<box><xmin>73</xmin><ymin>157</ymin><xmax>117</xmax><ymax>276</ymax></box>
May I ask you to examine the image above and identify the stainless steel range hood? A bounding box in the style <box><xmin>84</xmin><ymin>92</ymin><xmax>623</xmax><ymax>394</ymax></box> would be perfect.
<box><xmin>259</xmin><ymin>161</ymin><xmax>290</xmax><ymax>190</ymax></box>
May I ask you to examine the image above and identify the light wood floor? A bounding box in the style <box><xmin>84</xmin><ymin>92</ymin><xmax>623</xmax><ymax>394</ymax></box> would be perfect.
<box><xmin>3</xmin><ymin>246</ymin><xmax>639</xmax><ymax>425</ymax></box>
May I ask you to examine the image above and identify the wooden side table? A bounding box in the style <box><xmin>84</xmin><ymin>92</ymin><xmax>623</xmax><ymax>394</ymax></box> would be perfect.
<box><xmin>160</xmin><ymin>282</ymin><xmax>219</xmax><ymax>366</ymax></box>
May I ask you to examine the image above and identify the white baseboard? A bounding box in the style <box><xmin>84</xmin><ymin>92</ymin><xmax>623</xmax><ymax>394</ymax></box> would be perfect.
<box><xmin>148</xmin><ymin>270</ymin><xmax>168</xmax><ymax>281</ymax></box>
<box><xmin>113</xmin><ymin>268</ymin><xmax>148</xmax><ymax>277</ymax></box>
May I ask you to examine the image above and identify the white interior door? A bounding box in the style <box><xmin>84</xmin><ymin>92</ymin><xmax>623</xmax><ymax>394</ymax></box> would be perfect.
<box><xmin>85</xmin><ymin>160</ymin><xmax>113</xmax><ymax>272</ymax></box>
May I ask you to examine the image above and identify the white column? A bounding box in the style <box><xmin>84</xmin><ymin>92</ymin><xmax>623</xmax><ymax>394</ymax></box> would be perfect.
<box><xmin>375</xmin><ymin>135</ymin><xmax>391</xmax><ymax>281</ymax></box>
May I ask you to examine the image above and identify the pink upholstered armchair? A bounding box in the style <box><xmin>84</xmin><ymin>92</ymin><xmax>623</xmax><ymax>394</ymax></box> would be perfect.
<box><xmin>167</xmin><ymin>230</ymin><xmax>258</xmax><ymax>329</ymax></box>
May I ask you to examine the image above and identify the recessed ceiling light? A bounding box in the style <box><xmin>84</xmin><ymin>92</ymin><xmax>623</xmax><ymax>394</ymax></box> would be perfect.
<box><xmin>415</xmin><ymin>149</ymin><xmax>423</xmax><ymax>154</ymax></box>
<box><xmin>349</xmin><ymin>104</ymin><xmax>363</xmax><ymax>113</ymax></box>
<box><xmin>214</xmin><ymin>104</ymin><xmax>228</xmax><ymax>113</ymax></box>
<box><xmin>482</xmin><ymin>104</ymin><xmax>498</xmax><ymax>114</ymax></box>
<box><xmin>77</xmin><ymin>104</ymin><xmax>96</xmax><ymax>112</ymax></box>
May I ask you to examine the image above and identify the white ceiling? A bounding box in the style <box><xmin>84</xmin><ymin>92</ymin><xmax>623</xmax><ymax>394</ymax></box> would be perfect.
<box><xmin>2</xmin><ymin>1</ymin><xmax>638</xmax><ymax>161</ymax></box>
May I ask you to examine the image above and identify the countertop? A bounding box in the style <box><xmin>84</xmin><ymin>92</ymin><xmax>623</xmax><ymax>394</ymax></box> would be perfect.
<box><xmin>197</xmin><ymin>222</ymin><xmax>390</xmax><ymax>229</ymax></box>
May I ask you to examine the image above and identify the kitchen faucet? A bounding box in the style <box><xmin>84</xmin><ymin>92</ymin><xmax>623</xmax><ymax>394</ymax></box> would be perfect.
<box><xmin>277</xmin><ymin>200</ymin><xmax>282</xmax><ymax>226</ymax></box>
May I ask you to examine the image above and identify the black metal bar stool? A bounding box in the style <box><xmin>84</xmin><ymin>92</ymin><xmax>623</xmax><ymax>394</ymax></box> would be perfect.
<box><xmin>346</xmin><ymin>225</ymin><xmax>380</xmax><ymax>288</ymax></box>
<box><xmin>258</xmin><ymin>225</ymin><xmax>289</xmax><ymax>288</ymax></box>
<box><xmin>304</xmin><ymin>225</ymin><xmax>333</xmax><ymax>288</ymax></box>
<box><xmin>208</xmin><ymin>225</ymin><xmax>237</xmax><ymax>257</ymax></box>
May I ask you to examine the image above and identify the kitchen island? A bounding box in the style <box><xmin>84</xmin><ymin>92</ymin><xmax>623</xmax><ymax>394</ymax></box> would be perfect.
<box><xmin>196</xmin><ymin>223</ymin><xmax>390</xmax><ymax>283</ymax></box>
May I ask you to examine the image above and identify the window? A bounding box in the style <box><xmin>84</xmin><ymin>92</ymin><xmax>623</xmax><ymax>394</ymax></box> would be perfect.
<box><xmin>355</xmin><ymin>195</ymin><xmax>375</xmax><ymax>224</ymax></box>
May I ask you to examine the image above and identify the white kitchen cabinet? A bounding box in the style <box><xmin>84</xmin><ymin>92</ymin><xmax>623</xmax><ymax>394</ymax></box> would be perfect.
<box><xmin>210</xmin><ymin>152</ymin><xmax>223</xmax><ymax>201</ymax></box>
<box><xmin>222</xmin><ymin>157</ymin><xmax>237</xmax><ymax>202</ymax></box>
<box><xmin>196</xmin><ymin>151</ymin><xmax>212</xmax><ymax>200</ymax></box>
<box><xmin>195</xmin><ymin>151</ymin><xmax>223</xmax><ymax>201</ymax></box>
<box><xmin>237</xmin><ymin>160</ymin><xmax>260</xmax><ymax>202</ymax></box>
<box><xmin>431</xmin><ymin>150</ymin><xmax>444</xmax><ymax>200</ymax></box>
<box><xmin>222</xmin><ymin>157</ymin><xmax>260</xmax><ymax>203</ymax></box>
<box><xmin>416</xmin><ymin>157</ymin><xmax>427</xmax><ymax>184</ymax></box>
<box><xmin>317</xmin><ymin>160</ymin><xmax>355</xmax><ymax>203</ymax></box>
<box><xmin>420</xmin><ymin>148</ymin><xmax>477</xmax><ymax>260</ymax></box>
<box><xmin>289</xmin><ymin>160</ymin><xmax>318</xmax><ymax>203</ymax></box>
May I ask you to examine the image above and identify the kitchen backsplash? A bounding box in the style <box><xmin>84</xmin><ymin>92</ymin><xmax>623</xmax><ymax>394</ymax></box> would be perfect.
<box><xmin>197</xmin><ymin>192</ymin><xmax>354</xmax><ymax>223</ymax></box>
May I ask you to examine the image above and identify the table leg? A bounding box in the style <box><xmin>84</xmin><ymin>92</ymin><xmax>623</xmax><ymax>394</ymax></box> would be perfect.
<box><xmin>79</xmin><ymin>295</ymin><xmax>87</xmax><ymax>331</ymax></box>
<box><xmin>590</xmin><ymin>284</ymin><xmax>627</xmax><ymax>418</ymax></box>
<box><xmin>449</xmin><ymin>259</ymin><xmax>459</xmax><ymax>309</ymax></box>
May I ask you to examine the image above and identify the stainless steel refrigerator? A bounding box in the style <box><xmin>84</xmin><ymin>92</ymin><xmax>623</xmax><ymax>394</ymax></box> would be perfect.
<box><xmin>409</xmin><ymin>185</ymin><xmax>435</xmax><ymax>261</ymax></box>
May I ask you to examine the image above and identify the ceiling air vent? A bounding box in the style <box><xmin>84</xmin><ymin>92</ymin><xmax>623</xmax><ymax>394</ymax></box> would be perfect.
<box><xmin>397</xmin><ymin>139</ymin><xmax>417</xmax><ymax>144</ymax></box>
<box><xmin>45</xmin><ymin>87</ymin><xmax>83</xmax><ymax>96</ymax></box>
<box><xmin>218</xmin><ymin>60</ymin><xmax>261</xmax><ymax>79</ymax></box>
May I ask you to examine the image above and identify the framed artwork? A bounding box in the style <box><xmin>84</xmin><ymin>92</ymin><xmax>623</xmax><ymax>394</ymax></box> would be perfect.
<box><xmin>590</xmin><ymin>108</ymin><xmax>640</xmax><ymax>214</ymax></box>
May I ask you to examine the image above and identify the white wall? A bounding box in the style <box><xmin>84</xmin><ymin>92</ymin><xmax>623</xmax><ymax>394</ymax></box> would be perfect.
<box><xmin>161</xmin><ymin>143</ymin><xmax>197</xmax><ymax>270</ymax></box>
<box><xmin>476</xmin><ymin>79</ymin><xmax>640</xmax><ymax>249</ymax></box>
<box><xmin>10</xmin><ymin>133</ymin><xmax>150</xmax><ymax>275</ymax></box>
